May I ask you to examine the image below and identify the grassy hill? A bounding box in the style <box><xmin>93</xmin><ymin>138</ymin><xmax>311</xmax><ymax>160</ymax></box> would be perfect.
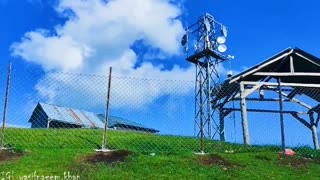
<box><xmin>0</xmin><ymin>128</ymin><xmax>320</xmax><ymax>179</ymax></box>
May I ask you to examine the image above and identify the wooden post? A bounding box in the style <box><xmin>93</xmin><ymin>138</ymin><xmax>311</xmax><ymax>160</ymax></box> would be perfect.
<box><xmin>102</xmin><ymin>67</ymin><xmax>112</xmax><ymax>149</ymax></box>
<box><xmin>240</xmin><ymin>82</ymin><xmax>250</xmax><ymax>145</ymax></box>
<box><xmin>219</xmin><ymin>108</ymin><xmax>225</xmax><ymax>141</ymax></box>
<box><xmin>311</xmin><ymin>125</ymin><xmax>319</xmax><ymax>150</ymax></box>
<box><xmin>47</xmin><ymin>119</ymin><xmax>51</xmax><ymax>129</ymax></box>
<box><xmin>1</xmin><ymin>62</ymin><xmax>12</xmax><ymax>149</ymax></box>
<box><xmin>277</xmin><ymin>78</ymin><xmax>286</xmax><ymax>154</ymax></box>
<box><xmin>199</xmin><ymin>77</ymin><xmax>205</xmax><ymax>153</ymax></box>
<box><xmin>309</xmin><ymin>112</ymin><xmax>320</xmax><ymax>150</ymax></box>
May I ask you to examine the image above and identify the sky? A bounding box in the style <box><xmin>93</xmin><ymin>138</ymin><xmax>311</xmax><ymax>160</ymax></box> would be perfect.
<box><xmin>0</xmin><ymin>0</ymin><xmax>320</xmax><ymax>147</ymax></box>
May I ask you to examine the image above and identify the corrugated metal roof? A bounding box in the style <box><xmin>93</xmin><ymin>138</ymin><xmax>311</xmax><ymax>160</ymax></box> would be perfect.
<box><xmin>96</xmin><ymin>114</ymin><xmax>159</xmax><ymax>132</ymax></box>
<box><xmin>32</xmin><ymin>103</ymin><xmax>159</xmax><ymax>132</ymax></box>
<box><xmin>38</xmin><ymin>102</ymin><xmax>105</xmax><ymax>128</ymax></box>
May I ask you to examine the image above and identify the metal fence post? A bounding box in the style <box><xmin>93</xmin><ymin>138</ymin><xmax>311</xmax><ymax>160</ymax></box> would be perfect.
<box><xmin>1</xmin><ymin>62</ymin><xmax>12</xmax><ymax>150</ymax></box>
<box><xmin>102</xmin><ymin>67</ymin><xmax>112</xmax><ymax>150</ymax></box>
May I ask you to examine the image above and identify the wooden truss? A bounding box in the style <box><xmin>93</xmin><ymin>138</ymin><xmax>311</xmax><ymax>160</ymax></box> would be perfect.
<box><xmin>214</xmin><ymin>48</ymin><xmax>320</xmax><ymax>150</ymax></box>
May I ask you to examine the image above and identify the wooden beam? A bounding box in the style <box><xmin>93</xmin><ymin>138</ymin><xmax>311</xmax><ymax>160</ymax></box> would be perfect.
<box><xmin>311</xmin><ymin>125</ymin><xmax>319</xmax><ymax>150</ymax></box>
<box><xmin>253</xmin><ymin>72</ymin><xmax>320</xmax><ymax>77</ymax></box>
<box><xmin>233</xmin><ymin>98</ymin><xmax>293</xmax><ymax>102</ymax></box>
<box><xmin>223</xmin><ymin>108</ymin><xmax>308</xmax><ymax>114</ymax></box>
<box><xmin>259</xmin><ymin>89</ymin><xmax>264</xmax><ymax>99</ymax></box>
<box><xmin>290</xmin><ymin>56</ymin><xmax>295</xmax><ymax>74</ymax></box>
<box><xmin>240</xmin><ymin>82</ymin><xmax>250</xmax><ymax>145</ymax></box>
<box><xmin>242</xmin><ymin>81</ymin><xmax>320</xmax><ymax>88</ymax></box>
<box><xmin>296</xmin><ymin>52</ymin><xmax>320</xmax><ymax>67</ymax></box>
<box><xmin>223</xmin><ymin>109</ymin><xmax>233</xmax><ymax>117</ymax></box>
<box><xmin>234</xmin><ymin>84</ymin><xmax>263</xmax><ymax>99</ymax></box>
<box><xmin>309</xmin><ymin>112</ymin><xmax>320</xmax><ymax>150</ymax></box>
<box><xmin>289</xmin><ymin>113</ymin><xmax>311</xmax><ymax>129</ymax></box>
<box><xmin>267</xmin><ymin>86</ymin><xmax>312</xmax><ymax>110</ymax></box>
<box><xmin>229</xmin><ymin>49</ymin><xmax>293</xmax><ymax>83</ymax></box>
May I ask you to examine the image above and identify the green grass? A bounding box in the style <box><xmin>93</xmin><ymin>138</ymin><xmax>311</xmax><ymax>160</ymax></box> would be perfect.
<box><xmin>1</xmin><ymin>128</ymin><xmax>320</xmax><ymax>179</ymax></box>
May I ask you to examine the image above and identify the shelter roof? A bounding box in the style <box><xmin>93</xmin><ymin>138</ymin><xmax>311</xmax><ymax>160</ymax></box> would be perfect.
<box><xmin>229</xmin><ymin>47</ymin><xmax>320</xmax><ymax>84</ymax></box>
<box><xmin>215</xmin><ymin>47</ymin><xmax>320</xmax><ymax>103</ymax></box>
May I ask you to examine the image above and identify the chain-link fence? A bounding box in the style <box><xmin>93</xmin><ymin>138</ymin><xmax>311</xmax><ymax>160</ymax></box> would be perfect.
<box><xmin>0</xmin><ymin>63</ymin><xmax>319</xmax><ymax>157</ymax></box>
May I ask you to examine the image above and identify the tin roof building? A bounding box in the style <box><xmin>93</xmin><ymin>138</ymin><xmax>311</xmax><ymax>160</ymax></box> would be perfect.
<box><xmin>28</xmin><ymin>102</ymin><xmax>159</xmax><ymax>133</ymax></box>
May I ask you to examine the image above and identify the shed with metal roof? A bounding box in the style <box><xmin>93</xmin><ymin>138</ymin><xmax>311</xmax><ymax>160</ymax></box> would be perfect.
<box><xmin>28</xmin><ymin>102</ymin><xmax>159</xmax><ymax>133</ymax></box>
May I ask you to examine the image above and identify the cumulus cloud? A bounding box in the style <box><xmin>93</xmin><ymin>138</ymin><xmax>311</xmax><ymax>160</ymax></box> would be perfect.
<box><xmin>11</xmin><ymin>0</ymin><xmax>195</xmax><ymax>109</ymax></box>
<box><xmin>12</xmin><ymin>0</ymin><xmax>186</xmax><ymax>72</ymax></box>
<box><xmin>11</xmin><ymin>30</ymin><xmax>92</xmax><ymax>71</ymax></box>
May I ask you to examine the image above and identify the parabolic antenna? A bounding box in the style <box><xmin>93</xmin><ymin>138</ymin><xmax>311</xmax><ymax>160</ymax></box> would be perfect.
<box><xmin>218</xmin><ymin>44</ymin><xmax>227</xmax><ymax>53</ymax></box>
<box><xmin>217</xmin><ymin>36</ymin><xmax>226</xmax><ymax>44</ymax></box>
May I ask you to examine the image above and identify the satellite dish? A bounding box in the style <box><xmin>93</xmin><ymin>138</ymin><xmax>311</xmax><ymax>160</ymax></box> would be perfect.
<box><xmin>222</xmin><ymin>25</ymin><xmax>228</xmax><ymax>37</ymax></box>
<box><xmin>205</xmin><ymin>18</ymin><xmax>211</xmax><ymax>32</ymax></box>
<box><xmin>218</xmin><ymin>44</ymin><xmax>227</xmax><ymax>53</ymax></box>
<box><xmin>181</xmin><ymin>34</ymin><xmax>187</xmax><ymax>46</ymax></box>
<box><xmin>217</xmin><ymin>36</ymin><xmax>226</xmax><ymax>44</ymax></box>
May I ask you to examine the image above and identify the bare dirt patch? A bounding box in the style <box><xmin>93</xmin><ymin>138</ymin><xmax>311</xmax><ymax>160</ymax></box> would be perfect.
<box><xmin>81</xmin><ymin>150</ymin><xmax>133</xmax><ymax>165</ymax></box>
<box><xmin>0</xmin><ymin>150</ymin><xmax>25</xmax><ymax>163</ymax></box>
<box><xmin>197</xmin><ymin>154</ymin><xmax>239</xmax><ymax>169</ymax></box>
<box><xmin>278</xmin><ymin>155</ymin><xmax>313</xmax><ymax>169</ymax></box>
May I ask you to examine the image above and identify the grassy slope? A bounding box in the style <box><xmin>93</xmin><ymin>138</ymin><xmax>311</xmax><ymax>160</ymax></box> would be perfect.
<box><xmin>1</xmin><ymin>128</ymin><xmax>320</xmax><ymax>179</ymax></box>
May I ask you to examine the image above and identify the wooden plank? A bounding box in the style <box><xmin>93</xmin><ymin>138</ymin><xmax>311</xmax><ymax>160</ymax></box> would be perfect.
<box><xmin>253</xmin><ymin>72</ymin><xmax>320</xmax><ymax>77</ymax></box>
<box><xmin>242</xmin><ymin>81</ymin><xmax>320</xmax><ymax>88</ymax></box>
<box><xmin>289</xmin><ymin>113</ymin><xmax>311</xmax><ymax>129</ymax></box>
<box><xmin>309</xmin><ymin>112</ymin><xmax>320</xmax><ymax>150</ymax></box>
<box><xmin>296</xmin><ymin>52</ymin><xmax>320</xmax><ymax>67</ymax></box>
<box><xmin>290</xmin><ymin>56</ymin><xmax>295</xmax><ymax>74</ymax></box>
<box><xmin>234</xmin><ymin>84</ymin><xmax>263</xmax><ymax>99</ymax></box>
<box><xmin>223</xmin><ymin>108</ymin><xmax>308</xmax><ymax>114</ymax></box>
<box><xmin>233</xmin><ymin>98</ymin><xmax>293</xmax><ymax>102</ymax></box>
<box><xmin>229</xmin><ymin>50</ymin><xmax>293</xmax><ymax>83</ymax></box>
<box><xmin>266</xmin><ymin>86</ymin><xmax>312</xmax><ymax>110</ymax></box>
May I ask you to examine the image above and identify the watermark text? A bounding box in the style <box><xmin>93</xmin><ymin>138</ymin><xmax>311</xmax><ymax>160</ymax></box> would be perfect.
<box><xmin>1</xmin><ymin>171</ymin><xmax>80</xmax><ymax>180</ymax></box>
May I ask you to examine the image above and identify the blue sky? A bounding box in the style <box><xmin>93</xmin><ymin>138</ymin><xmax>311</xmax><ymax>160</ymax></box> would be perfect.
<box><xmin>1</xmin><ymin>0</ymin><xmax>320</xmax><ymax>72</ymax></box>
<box><xmin>0</xmin><ymin>0</ymin><xmax>320</xmax><ymax>147</ymax></box>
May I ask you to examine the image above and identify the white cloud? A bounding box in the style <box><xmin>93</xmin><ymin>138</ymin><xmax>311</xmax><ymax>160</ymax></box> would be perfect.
<box><xmin>11</xmin><ymin>0</ymin><xmax>195</xmax><ymax>109</ymax></box>
<box><xmin>12</xmin><ymin>30</ymin><xmax>92</xmax><ymax>71</ymax></box>
<box><xmin>12</xmin><ymin>0</ymin><xmax>186</xmax><ymax>73</ymax></box>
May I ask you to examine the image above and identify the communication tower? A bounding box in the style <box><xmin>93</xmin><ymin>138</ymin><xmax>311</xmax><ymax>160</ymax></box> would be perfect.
<box><xmin>181</xmin><ymin>13</ymin><xmax>233</xmax><ymax>150</ymax></box>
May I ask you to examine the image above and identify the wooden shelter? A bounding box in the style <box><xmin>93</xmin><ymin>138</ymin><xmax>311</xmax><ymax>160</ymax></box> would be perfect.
<box><xmin>213</xmin><ymin>48</ymin><xmax>320</xmax><ymax>150</ymax></box>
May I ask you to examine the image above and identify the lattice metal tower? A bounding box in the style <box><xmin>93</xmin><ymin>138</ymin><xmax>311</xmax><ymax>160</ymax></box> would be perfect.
<box><xmin>181</xmin><ymin>13</ymin><xmax>232</xmax><ymax>142</ymax></box>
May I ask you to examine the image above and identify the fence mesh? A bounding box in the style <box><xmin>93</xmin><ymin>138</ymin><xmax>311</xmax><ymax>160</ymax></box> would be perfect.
<box><xmin>0</xmin><ymin>64</ymin><xmax>319</xmax><ymax>157</ymax></box>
